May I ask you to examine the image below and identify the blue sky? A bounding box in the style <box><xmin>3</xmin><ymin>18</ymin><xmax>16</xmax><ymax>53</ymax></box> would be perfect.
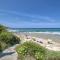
<box><xmin>0</xmin><ymin>0</ymin><xmax>60</xmax><ymax>28</ymax></box>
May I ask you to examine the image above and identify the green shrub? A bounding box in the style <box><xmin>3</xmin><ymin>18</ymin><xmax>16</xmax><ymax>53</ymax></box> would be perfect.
<box><xmin>16</xmin><ymin>42</ymin><xmax>60</xmax><ymax>60</ymax></box>
<box><xmin>16</xmin><ymin>41</ymin><xmax>46</xmax><ymax>60</ymax></box>
<box><xmin>0</xmin><ymin>24</ymin><xmax>7</xmax><ymax>33</ymax></box>
<box><xmin>0</xmin><ymin>41</ymin><xmax>7</xmax><ymax>51</ymax></box>
<box><xmin>0</xmin><ymin>24</ymin><xmax>20</xmax><ymax>52</ymax></box>
<box><xmin>0</xmin><ymin>32</ymin><xmax>20</xmax><ymax>45</ymax></box>
<box><xmin>0</xmin><ymin>32</ymin><xmax>20</xmax><ymax>52</ymax></box>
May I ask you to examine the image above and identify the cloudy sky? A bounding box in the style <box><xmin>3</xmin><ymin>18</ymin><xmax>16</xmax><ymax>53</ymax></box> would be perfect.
<box><xmin>0</xmin><ymin>0</ymin><xmax>60</xmax><ymax>28</ymax></box>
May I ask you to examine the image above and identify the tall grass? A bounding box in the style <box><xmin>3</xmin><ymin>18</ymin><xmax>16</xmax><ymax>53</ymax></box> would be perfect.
<box><xmin>46</xmin><ymin>50</ymin><xmax>60</xmax><ymax>60</ymax></box>
<box><xmin>16</xmin><ymin>41</ymin><xmax>46</xmax><ymax>60</ymax></box>
<box><xmin>0</xmin><ymin>25</ymin><xmax>20</xmax><ymax>52</ymax></box>
<box><xmin>16</xmin><ymin>41</ymin><xmax>60</xmax><ymax>60</ymax></box>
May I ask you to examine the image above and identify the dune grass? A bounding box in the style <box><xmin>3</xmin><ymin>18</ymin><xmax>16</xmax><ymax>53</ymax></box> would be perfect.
<box><xmin>46</xmin><ymin>50</ymin><xmax>60</xmax><ymax>60</ymax></box>
<box><xmin>16</xmin><ymin>41</ymin><xmax>60</xmax><ymax>60</ymax></box>
<box><xmin>0</xmin><ymin>25</ymin><xmax>20</xmax><ymax>52</ymax></box>
<box><xmin>16</xmin><ymin>41</ymin><xmax>46</xmax><ymax>60</ymax></box>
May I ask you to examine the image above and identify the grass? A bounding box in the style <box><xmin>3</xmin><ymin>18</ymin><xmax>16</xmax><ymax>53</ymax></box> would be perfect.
<box><xmin>16</xmin><ymin>41</ymin><xmax>46</xmax><ymax>60</ymax></box>
<box><xmin>46</xmin><ymin>50</ymin><xmax>60</xmax><ymax>60</ymax></box>
<box><xmin>16</xmin><ymin>41</ymin><xmax>60</xmax><ymax>60</ymax></box>
<box><xmin>0</xmin><ymin>25</ymin><xmax>20</xmax><ymax>52</ymax></box>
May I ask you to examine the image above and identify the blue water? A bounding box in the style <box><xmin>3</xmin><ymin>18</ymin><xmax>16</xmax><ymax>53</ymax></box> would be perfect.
<box><xmin>9</xmin><ymin>28</ymin><xmax>60</xmax><ymax>32</ymax></box>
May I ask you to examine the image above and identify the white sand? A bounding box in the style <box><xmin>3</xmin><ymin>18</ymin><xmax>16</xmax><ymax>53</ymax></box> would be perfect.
<box><xmin>0</xmin><ymin>44</ymin><xmax>19</xmax><ymax>60</ymax></box>
<box><xmin>14</xmin><ymin>33</ymin><xmax>60</xmax><ymax>51</ymax></box>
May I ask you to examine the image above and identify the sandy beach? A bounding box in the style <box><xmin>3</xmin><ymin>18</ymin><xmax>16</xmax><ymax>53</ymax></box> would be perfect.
<box><xmin>17</xmin><ymin>32</ymin><xmax>60</xmax><ymax>43</ymax></box>
<box><xmin>14</xmin><ymin>32</ymin><xmax>60</xmax><ymax>51</ymax></box>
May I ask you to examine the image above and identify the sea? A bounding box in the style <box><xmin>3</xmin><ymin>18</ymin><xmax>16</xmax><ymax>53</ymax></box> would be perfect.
<box><xmin>8</xmin><ymin>28</ymin><xmax>60</xmax><ymax>35</ymax></box>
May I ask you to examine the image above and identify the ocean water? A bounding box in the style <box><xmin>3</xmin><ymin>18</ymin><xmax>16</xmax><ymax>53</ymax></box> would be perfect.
<box><xmin>8</xmin><ymin>28</ymin><xmax>60</xmax><ymax>35</ymax></box>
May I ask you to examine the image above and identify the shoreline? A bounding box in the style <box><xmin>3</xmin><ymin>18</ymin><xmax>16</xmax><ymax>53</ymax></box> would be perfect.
<box><xmin>15</xmin><ymin>32</ymin><xmax>60</xmax><ymax>43</ymax></box>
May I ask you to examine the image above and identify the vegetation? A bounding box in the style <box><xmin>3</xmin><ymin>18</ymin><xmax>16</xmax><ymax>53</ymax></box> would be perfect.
<box><xmin>16</xmin><ymin>41</ymin><xmax>46</xmax><ymax>60</ymax></box>
<box><xmin>0</xmin><ymin>24</ymin><xmax>7</xmax><ymax>33</ymax></box>
<box><xmin>46</xmin><ymin>50</ymin><xmax>60</xmax><ymax>60</ymax></box>
<box><xmin>16</xmin><ymin>41</ymin><xmax>60</xmax><ymax>60</ymax></box>
<box><xmin>0</xmin><ymin>25</ymin><xmax>60</xmax><ymax>60</ymax></box>
<box><xmin>0</xmin><ymin>24</ymin><xmax>20</xmax><ymax>52</ymax></box>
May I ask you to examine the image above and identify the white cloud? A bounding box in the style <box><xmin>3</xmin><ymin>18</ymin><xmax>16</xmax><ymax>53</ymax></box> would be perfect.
<box><xmin>0</xmin><ymin>9</ymin><xmax>58</xmax><ymax>23</ymax></box>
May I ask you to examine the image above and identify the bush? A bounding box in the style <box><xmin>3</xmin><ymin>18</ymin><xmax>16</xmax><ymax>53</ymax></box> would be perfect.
<box><xmin>16</xmin><ymin>42</ymin><xmax>60</xmax><ymax>60</ymax></box>
<box><xmin>0</xmin><ymin>41</ymin><xmax>7</xmax><ymax>51</ymax></box>
<box><xmin>16</xmin><ymin>41</ymin><xmax>46</xmax><ymax>60</ymax></box>
<box><xmin>0</xmin><ymin>32</ymin><xmax>20</xmax><ymax>52</ymax></box>
<box><xmin>0</xmin><ymin>24</ymin><xmax>7</xmax><ymax>33</ymax></box>
<box><xmin>0</xmin><ymin>24</ymin><xmax>20</xmax><ymax>52</ymax></box>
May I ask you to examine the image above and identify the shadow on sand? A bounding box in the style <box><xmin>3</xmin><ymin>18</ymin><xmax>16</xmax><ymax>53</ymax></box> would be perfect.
<box><xmin>0</xmin><ymin>52</ymin><xmax>15</xmax><ymax>58</ymax></box>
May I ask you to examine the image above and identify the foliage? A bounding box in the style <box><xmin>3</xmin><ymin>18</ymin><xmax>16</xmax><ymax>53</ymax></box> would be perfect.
<box><xmin>0</xmin><ymin>41</ymin><xmax>7</xmax><ymax>51</ymax></box>
<box><xmin>16</xmin><ymin>41</ymin><xmax>60</xmax><ymax>60</ymax></box>
<box><xmin>0</xmin><ymin>32</ymin><xmax>20</xmax><ymax>46</ymax></box>
<box><xmin>0</xmin><ymin>24</ymin><xmax>20</xmax><ymax>52</ymax></box>
<box><xmin>0</xmin><ymin>32</ymin><xmax>20</xmax><ymax>51</ymax></box>
<box><xmin>16</xmin><ymin>41</ymin><xmax>46</xmax><ymax>60</ymax></box>
<box><xmin>0</xmin><ymin>24</ymin><xmax>7</xmax><ymax>33</ymax></box>
<box><xmin>46</xmin><ymin>50</ymin><xmax>60</xmax><ymax>60</ymax></box>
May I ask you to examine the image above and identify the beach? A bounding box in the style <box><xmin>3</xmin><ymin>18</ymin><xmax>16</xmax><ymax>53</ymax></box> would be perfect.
<box><xmin>16</xmin><ymin>32</ymin><xmax>60</xmax><ymax>43</ymax></box>
<box><xmin>9</xmin><ymin>28</ymin><xmax>60</xmax><ymax>43</ymax></box>
<box><xmin>14</xmin><ymin>32</ymin><xmax>60</xmax><ymax>51</ymax></box>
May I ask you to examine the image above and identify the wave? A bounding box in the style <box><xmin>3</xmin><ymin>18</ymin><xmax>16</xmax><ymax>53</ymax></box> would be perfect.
<box><xmin>8</xmin><ymin>29</ymin><xmax>60</xmax><ymax>35</ymax></box>
<box><xmin>30</xmin><ymin>32</ymin><xmax>60</xmax><ymax>35</ymax></box>
<box><xmin>7</xmin><ymin>29</ymin><xmax>17</xmax><ymax>32</ymax></box>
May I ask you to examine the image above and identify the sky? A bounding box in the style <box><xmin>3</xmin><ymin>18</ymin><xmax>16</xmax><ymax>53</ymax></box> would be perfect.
<box><xmin>0</xmin><ymin>0</ymin><xmax>60</xmax><ymax>28</ymax></box>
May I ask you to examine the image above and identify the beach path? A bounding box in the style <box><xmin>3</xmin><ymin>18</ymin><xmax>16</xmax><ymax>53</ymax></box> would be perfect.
<box><xmin>0</xmin><ymin>44</ymin><xmax>19</xmax><ymax>60</ymax></box>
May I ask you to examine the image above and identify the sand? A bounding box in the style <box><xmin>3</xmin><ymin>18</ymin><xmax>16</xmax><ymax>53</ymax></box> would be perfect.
<box><xmin>17</xmin><ymin>32</ymin><xmax>60</xmax><ymax>43</ymax></box>
<box><xmin>0</xmin><ymin>44</ymin><xmax>19</xmax><ymax>60</ymax></box>
<box><xmin>14</xmin><ymin>32</ymin><xmax>60</xmax><ymax>51</ymax></box>
<box><xmin>0</xmin><ymin>32</ymin><xmax>60</xmax><ymax>60</ymax></box>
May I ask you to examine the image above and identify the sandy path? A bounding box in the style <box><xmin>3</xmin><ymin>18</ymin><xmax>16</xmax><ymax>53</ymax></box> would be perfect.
<box><xmin>0</xmin><ymin>44</ymin><xmax>19</xmax><ymax>60</ymax></box>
